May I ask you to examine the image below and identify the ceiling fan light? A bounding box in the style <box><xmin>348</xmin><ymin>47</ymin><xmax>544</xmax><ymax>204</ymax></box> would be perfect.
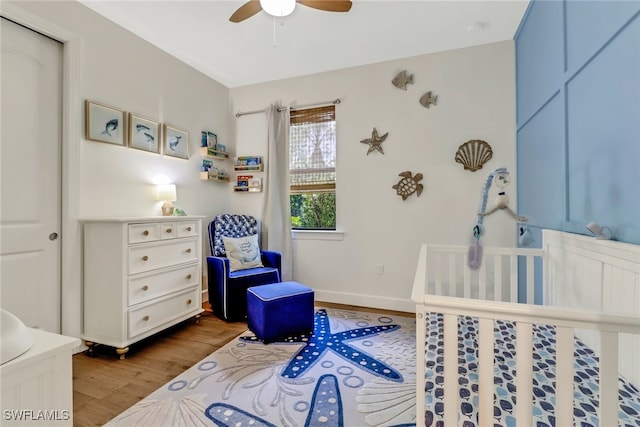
<box><xmin>260</xmin><ymin>0</ymin><xmax>296</xmax><ymax>17</ymax></box>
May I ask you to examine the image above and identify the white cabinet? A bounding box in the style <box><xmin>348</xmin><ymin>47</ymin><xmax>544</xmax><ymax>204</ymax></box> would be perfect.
<box><xmin>0</xmin><ymin>329</ymin><xmax>79</xmax><ymax>426</ymax></box>
<box><xmin>82</xmin><ymin>216</ymin><xmax>204</xmax><ymax>358</ymax></box>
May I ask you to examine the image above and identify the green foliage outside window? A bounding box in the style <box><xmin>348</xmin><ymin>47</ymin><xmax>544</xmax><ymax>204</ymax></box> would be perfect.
<box><xmin>290</xmin><ymin>193</ymin><xmax>336</xmax><ymax>230</ymax></box>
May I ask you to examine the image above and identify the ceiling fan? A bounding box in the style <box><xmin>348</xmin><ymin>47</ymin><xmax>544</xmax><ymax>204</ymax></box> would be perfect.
<box><xmin>230</xmin><ymin>0</ymin><xmax>352</xmax><ymax>23</ymax></box>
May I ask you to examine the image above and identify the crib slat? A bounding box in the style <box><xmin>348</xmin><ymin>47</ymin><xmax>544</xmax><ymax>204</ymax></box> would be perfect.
<box><xmin>555</xmin><ymin>326</ymin><xmax>574</xmax><ymax>426</ymax></box>
<box><xmin>478</xmin><ymin>318</ymin><xmax>494</xmax><ymax>427</ymax></box>
<box><xmin>494</xmin><ymin>255</ymin><xmax>502</xmax><ymax>301</ymax></box>
<box><xmin>479</xmin><ymin>255</ymin><xmax>487</xmax><ymax>300</ymax></box>
<box><xmin>435</xmin><ymin>253</ymin><xmax>442</xmax><ymax>296</ymax></box>
<box><xmin>526</xmin><ymin>255</ymin><xmax>534</xmax><ymax>304</ymax></box>
<box><xmin>443</xmin><ymin>314</ymin><xmax>458</xmax><ymax>427</ymax></box>
<box><xmin>463</xmin><ymin>254</ymin><xmax>471</xmax><ymax>298</ymax></box>
<box><xmin>515</xmin><ymin>322</ymin><xmax>533</xmax><ymax>427</ymax></box>
<box><xmin>599</xmin><ymin>331</ymin><xmax>619</xmax><ymax>426</ymax></box>
<box><xmin>415</xmin><ymin>310</ymin><xmax>427</xmax><ymax>427</ymax></box>
<box><xmin>448</xmin><ymin>255</ymin><xmax>456</xmax><ymax>296</ymax></box>
<box><xmin>510</xmin><ymin>254</ymin><xmax>518</xmax><ymax>302</ymax></box>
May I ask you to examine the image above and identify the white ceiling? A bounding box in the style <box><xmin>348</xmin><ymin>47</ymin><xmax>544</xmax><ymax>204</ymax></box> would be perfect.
<box><xmin>80</xmin><ymin>0</ymin><xmax>530</xmax><ymax>88</ymax></box>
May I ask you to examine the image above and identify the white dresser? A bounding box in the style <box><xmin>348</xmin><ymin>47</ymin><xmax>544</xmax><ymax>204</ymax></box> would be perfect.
<box><xmin>82</xmin><ymin>216</ymin><xmax>205</xmax><ymax>358</ymax></box>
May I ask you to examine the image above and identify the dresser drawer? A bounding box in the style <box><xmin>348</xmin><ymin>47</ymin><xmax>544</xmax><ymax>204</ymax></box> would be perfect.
<box><xmin>128</xmin><ymin>238</ymin><xmax>198</xmax><ymax>275</ymax></box>
<box><xmin>128</xmin><ymin>264</ymin><xmax>199</xmax><ymax>306</ymax></box>
<box><xmin>128</xmin><ymin>287</ymin><xmax>200</xmax><ymax>338</ymax></box>
<box><xmin>128</xmin><ymin>223</ymin><xmax>160</xmax><ymax>244</ymax></box>
<box><xmin>159</xmin><ymin>222</ymin><xmax>178</xmax><ymax>240</ymax></box>
<box><xmin>177</xmin><ymin>220</ymin><xmax>199</xmax><ymax>238</ymax></box>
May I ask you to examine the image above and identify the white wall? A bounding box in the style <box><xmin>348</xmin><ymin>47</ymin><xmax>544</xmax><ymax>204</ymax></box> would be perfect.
<box><xmin>4</xmin><ymin>1</ymin><xmax>232</xmax><ymax>338</ymax></box>
<box><xmin>230</xmin><ymin>41</ymin><xmax>519</xmax><ymax>312</ymax></box>
<box><xmin>4</xmin><ymin>0</ymin><xmax>520</xmax><ymax>333</ymax></box>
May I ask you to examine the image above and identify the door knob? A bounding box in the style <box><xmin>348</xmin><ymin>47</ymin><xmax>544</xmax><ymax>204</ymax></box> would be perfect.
<box><xmin>49</xmin><ymin>232</ymin><xmax>59</xmax><ymax>241</ymax></box>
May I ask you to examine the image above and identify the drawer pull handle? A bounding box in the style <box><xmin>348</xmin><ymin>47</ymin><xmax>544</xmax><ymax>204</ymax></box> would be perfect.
<box><xmin>186</xmin><ymin>227</ymin><xmax>192</xmax><ymax>231</ymax></box>
<box><xmin>143</xmin><ymin>230</ymin><xmax>149</xmax><ymax>236</ymax></box>
<box><xmin>186</xmin><ymin>274</ymin><xmax>192</xmax><ymax>279</ymax></box>
<box><xmin>166</xmin><ymin>228</ymin><xmax>173</xmax><ymax>233</ymax></box>
<box><xmin>142</xmin><ymin>316</ymin><xmax>150</xmax><ymax>321</ymax></box>
<box><xmin>187</xmin><ymin>299</ymin><xmax>192</xmax><ymax>305</ymax></box>
<box><xmin>142</xmin><ymin>256</ymin><xmax>149</xmax><ymax>261</ymax></box>
<box><xmin>186</xmin><ymin>248</ymin><xmax>192</xmax><ymax>253</ymax></box>
<box><xmin>142</xmin><ymin>285</ymin><xmax>149</xmax><ymax>291</ymax></box>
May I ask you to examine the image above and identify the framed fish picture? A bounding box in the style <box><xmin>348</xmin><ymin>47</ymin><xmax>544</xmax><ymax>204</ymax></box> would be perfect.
<box><xmin>163</xmin><ymin>123</ymin><xmax>189</xmax><ymax>159</ymax></box>
<box><xmin>128</xmin><ymin>113</ymin><xmax>160</xmax><ymax>154</ymax></box>
<box><xmin>85</xmin><ymin>100</ymin><xmax>126</xmax><ymax>146</ymax></box>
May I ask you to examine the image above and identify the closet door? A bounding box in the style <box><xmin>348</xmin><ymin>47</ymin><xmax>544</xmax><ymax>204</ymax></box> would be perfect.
<box><xmin>0</xmin><ymin>17</ymin><xmax>63</xmax><ymax>332</ymax></box>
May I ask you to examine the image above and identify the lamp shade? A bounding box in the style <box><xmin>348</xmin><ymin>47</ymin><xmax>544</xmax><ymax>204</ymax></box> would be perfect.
<box><xmin>156</xmin><ymin>184</ymin><xmax>177</xmax><ymax>202</ymax></box>
<box><xmin>260</xmin><ymin>0</ymin><xmax>295</xmax><ymax>17</ymax></box>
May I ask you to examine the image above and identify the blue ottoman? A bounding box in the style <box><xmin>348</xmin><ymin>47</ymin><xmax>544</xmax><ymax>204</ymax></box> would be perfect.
<box><xmin>247</xmin><ymin>281</ymin><xmax>314</xmax><ymax>343</ymax></box>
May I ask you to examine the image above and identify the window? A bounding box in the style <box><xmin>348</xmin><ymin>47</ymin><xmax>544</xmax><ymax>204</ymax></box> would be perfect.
<box><xmin>289</xmin><ymin>105</ymin><xmax>336</xmax><ymax>230</ymax></box>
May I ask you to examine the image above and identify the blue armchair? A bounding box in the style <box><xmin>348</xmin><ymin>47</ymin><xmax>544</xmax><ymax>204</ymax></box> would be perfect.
<box><xmin>207</xmin><ymin>214</ymin><xmax>282</xmax><ymax>321</ymax></box>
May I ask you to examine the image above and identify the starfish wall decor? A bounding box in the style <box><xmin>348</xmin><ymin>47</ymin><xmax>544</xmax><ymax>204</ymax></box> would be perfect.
<box><xmin>360</xmin><ymin>127</ymin><xmax>388</xmax><ymax>155</ymax></box>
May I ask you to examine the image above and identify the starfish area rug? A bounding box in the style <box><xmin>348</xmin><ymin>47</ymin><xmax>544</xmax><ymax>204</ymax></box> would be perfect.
<box><xmin>105</xmin><ymin>308</ymin><xmax>417</xmax><ymax>427</ymax></box>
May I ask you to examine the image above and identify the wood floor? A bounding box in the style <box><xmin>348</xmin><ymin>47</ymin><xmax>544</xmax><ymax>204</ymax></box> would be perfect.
<box><xmin>72</xmin><ymin>302</ymin><xmax>412</xmax><ymax>426</ymax></box>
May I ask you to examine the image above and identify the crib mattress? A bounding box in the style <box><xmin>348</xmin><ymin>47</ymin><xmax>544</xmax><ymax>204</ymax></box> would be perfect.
<box><xmin>424</xmin><ymin>313</ymin><xmax>640</xmax><ymax>427</ymax></box>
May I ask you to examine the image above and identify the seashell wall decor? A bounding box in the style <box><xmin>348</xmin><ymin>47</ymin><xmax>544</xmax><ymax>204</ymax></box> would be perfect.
<box><xmin>419</xmin><ymin>91</ymin><xmax>438</xmax><ymax>108</ymax></box>
<box><xmin>392</xmin><ymin>70</ymin><xmax>414</xmax><ymax>90</ymax></box>
<box><xmin>455</xmin><ymin>139</ymin><xmax>493</xmax><ymax>172</ymax></box>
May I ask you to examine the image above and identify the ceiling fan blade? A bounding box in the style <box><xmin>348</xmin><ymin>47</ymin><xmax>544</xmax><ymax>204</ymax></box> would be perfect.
<box><xmin>297</xmin><ymin>0</ymin><xmax>352</xmax><ymax>13</ymax></box>
<box><xmin>229</xmin><ymin>1</ymin><xmax>263</xmax><ymax>23</ymax></box>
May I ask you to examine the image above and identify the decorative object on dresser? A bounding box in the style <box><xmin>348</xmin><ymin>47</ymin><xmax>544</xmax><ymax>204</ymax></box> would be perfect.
<box><xmin>156</xmin><ymin>184</ymin><xmax>177</xmax><ymax>216</ymax></box>
<box><xmin>82</xmin><ymin>216</ymin><xmax>205</xmax><ymax>359</ymax></box>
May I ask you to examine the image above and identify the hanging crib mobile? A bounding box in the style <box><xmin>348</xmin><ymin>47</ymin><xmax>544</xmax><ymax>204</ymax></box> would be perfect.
<box><xmin>468</xmin><ymin>167</ymin><xmax>530</xmax><ymax>270</ymax></box>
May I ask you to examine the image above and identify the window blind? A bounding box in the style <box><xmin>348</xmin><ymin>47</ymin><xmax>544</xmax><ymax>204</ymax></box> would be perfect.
<box><xmin>289</xmin><ymin>105</ymin><xmax>336</xmax><ymax>193</ymax></box>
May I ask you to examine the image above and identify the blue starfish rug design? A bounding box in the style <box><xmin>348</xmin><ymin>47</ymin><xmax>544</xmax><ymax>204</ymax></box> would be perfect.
<box><xmin>105</xmin><ymin>307</ymin><xmax>417</xmax><ymax>427</ymax></box>
<box><xmin>240</xmin><ymin>309</ymin><xmax>403</xmax><ymax>382</ymax></box>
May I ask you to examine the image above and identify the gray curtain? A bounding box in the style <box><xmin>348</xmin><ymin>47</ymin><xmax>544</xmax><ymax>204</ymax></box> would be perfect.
<box><xmin>262</xmin><ymin>104</ymin><xmax>293</xmax><ymax>280</ymax></box>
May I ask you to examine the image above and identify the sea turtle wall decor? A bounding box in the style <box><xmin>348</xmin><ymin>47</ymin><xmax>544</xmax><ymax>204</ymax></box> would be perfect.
<box><xmin>392</xmin><ymin>70</ymin><xmax>414</xmax><ymax>90</ymax></box>
<box><xmin>392</xmin><ymin>171</ymin><xmax>424</xmax><ymax>200</ymax></box>
<box><xmin>360</xmin><ymin>127</ymin><xmax>389</xmax><ymax>155</ymax></box>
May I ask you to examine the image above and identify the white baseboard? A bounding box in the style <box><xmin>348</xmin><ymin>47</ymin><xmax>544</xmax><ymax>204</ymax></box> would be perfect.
<box><xmin>313</xmin><ymin>289</ymin><xmax>416</xmax><ymax>314</ymax></box>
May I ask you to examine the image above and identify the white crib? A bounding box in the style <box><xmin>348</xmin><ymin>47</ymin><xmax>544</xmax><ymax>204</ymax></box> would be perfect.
<box><xmin>411</xmin><ymin>229</ymin><xmax>640</xmax><ymax>427</ymax></box>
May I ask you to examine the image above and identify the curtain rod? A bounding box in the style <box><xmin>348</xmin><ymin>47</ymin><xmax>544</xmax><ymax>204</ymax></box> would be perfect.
<box><xmin>235</xmin><ymin>98</ymin><xmax>341</xmax><ymax>118</ymax></box>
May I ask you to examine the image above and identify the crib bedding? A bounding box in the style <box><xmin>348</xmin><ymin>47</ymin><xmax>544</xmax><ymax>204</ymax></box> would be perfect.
<box><xmin>424</xmin><ymin>313</ymin><xmax>640</xmax><ymax>427</ymax></box>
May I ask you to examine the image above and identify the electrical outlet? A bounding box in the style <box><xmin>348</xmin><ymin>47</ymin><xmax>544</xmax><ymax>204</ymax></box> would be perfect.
<box><xmin>376</xmin><ymin>264</ymin><xmax>384</xmax><ymax>275</ymax></box>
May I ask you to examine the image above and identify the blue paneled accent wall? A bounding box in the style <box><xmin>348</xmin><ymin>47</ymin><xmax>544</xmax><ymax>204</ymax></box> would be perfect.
<box><xmin>515</xmin><ymin>0</ymin><xmax>640</xmax><ymax>245</ymax></box>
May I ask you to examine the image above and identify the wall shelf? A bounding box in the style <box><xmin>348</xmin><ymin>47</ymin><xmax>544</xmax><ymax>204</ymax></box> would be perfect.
<box><xmin>200</xmin><ymin>172</ymin><xmax>230</xmax><ymax>183</ymax></box>
<box><xmin>233</xmin><ymin>164</ymin><xmax>264</xmax><ymax>172</ymax></box>
<box><xmin>233</xmin><ymin>186</ymin><xmax>262</xmax><ymax>193</ymax></box>
<box><xmin>201</xmin><ymin>146</ymin><xmax>230</xmax><ymax>159</ymax></box>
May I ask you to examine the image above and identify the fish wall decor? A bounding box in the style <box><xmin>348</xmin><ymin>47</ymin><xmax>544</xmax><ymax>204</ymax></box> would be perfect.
<box><xmin>392</xmin><ymin>70</ymin><xmax>414</xmax><ymax>90</ymax></box>
<box><xmin>419</xmin><ymin>91</ymin><xmax>438</xmax><ymax>108</ymax></box>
